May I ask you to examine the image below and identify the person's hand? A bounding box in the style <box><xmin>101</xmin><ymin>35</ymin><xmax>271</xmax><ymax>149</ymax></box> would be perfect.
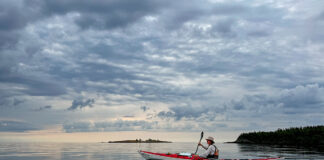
<box><xmin>198</xmin><ymin>142</ymin><xmax>202</xmax><ymax>146</ymax></box>
<box><xmin>192</xmin><ymin>155</ymin><xmax>201</xmax><ymax>160</ymax></box>
<box><xmin>192</xmin><ymin>155</ymin><xmax>198</xmax><ymax>158</ymax></box>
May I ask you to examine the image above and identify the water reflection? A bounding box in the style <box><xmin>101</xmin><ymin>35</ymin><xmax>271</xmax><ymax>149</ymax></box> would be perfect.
<box><xmin>236</xmin><ymin>143</ymin><xmax>324</xmax><ymax>159</ymax></box>
<box><xmin>0</xmin><ymin>142</ymin><xmax>323</xmax><ymax>160</ymax></box>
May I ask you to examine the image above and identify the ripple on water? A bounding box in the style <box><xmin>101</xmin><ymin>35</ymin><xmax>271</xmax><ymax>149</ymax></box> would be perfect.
<box><xmin>0</xmin><ymin>142</ymin><xmax>323</xmax><ymax>160</ymax></box>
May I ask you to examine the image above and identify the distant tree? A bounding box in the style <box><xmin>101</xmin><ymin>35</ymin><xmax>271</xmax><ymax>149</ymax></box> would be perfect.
<box><xmin>235</xmin><ymin>125</ymin><xmax>324</xmax><ymax>150</ymax></box>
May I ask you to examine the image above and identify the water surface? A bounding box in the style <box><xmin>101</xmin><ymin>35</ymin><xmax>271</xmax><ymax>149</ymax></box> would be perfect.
<box><xmin>0</xmin><ymin>142</ymin><xmax>323</xmax><ymax>160</ymax></box>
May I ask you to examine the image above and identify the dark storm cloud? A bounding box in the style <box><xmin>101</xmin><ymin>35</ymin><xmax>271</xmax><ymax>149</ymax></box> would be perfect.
<box><xmin>0</xmin><ymin>120</ymin><xmax>39</xmax><ymax>132</ymax></box>
<box><xmin>0</xmin><ymin>0</ymin><xmax>42</xmax><ymax>49</ymax></box>
<box><xmin>140</xmin><ymin>106</ymin><xmax>149</xmax><ymax>112</ymax></box>
<box><xmin>176</xmin><ymin>46</ymin><xmax>303</xmax><ymax>89</ymax></box>
<box><xmin>0</xmin><ymin>0</ymin><xmax>162</xmax><ymax>34</ymax></box>
<box><xmin>13</xmin><ymin>98</ymin><xmax>25</xmax><ymax>106</ymax></box>
<box><xmin>161</xmin><ymin>105</ymin><xmax>205</xmax><ymax>121</ymax></box>
<box><xmin>212</xmin><ymin>18</ymin><xmax>237</xmax><ymax>35</ymax></box>
<box><xmin>0</xmin><ymin>97</ymin><xmax>11</xmax><ymax>108</ymax></box>
<box><xmin>33</xmin><ymin>0</ymin><xmax>165</xmax><ymax>30</ymax></box>
<box><xmin>211</xmin><ymin>3</ymin><xmax>247</xmax><ymax>15</ymax></box>
<box><xmin>0</xmin><ymin>97</ymin><xmax>26</xmax><ymax>108</ymax></box>
<box><xmin>277</xmin><ymin>84</ymin><xmax>324</xmax><ymax>109</ymax></box>
<box><xmin>0</xmin><ymin>12</ymin><xmax>23</xmax><ymax>31</ymax></box>
<box><xmin>0</xmin><ymin>31</ymin><xmax>20</xmax><ymax>49</ymax></box>
<box><xmin>0</xmin><ymin>71</ymin><xmax>67</xmax><ymax>96</ymax></box>
<box><xmin>0</xmin><ymin>0</ymin><xmax>164</xmax><ymax>49</ymax></box>
<box><xmin>67</xmin><ymin>98</ymin><xmax>95</xmax><ymax>110</ymax></box>
<box><xmin>19</xmin><ymin>0</ymin><xmax>281</xmax><ymax>32</ymax></box>
<box><xmin>22</xmin><ymin>80</ymin><xmax>66</xmax><ymax>96</ymax></box>
<box><xmin>157</xmin><ymin>104</ymin><xmax>226</xmax><ymax>121</ymax></box>
<box><xmin>158</xmin><ymin>84</ymin><xmax>324</xmax><ymax>121</ymax></box>
<box><xmin>157</xmin><ymin>111</ymin><xmax>175</xmax><ymax>119</ymax></box>
<box><xmin>55</xmin><ymin>49</ymin><xmax>209</xmax><ymax>102</ymax></box>
<box><xmin>0</xmin><ymin>1</ymin><xmax>33</xmax><ymax>31</ymax></box>
<box><xmin>158</xmin><ymin>1</ymin><xmax>209</xmax><ymax>29</ymax></box>
<box><xmin>33</xmin><ymin>105</ymin><xmax>52</xmax><ymax>111</ymax></box>
<box><xmin>229</xmin><ymin>84</ymin><xmax>324</xmax><ymax>112</ymax></box>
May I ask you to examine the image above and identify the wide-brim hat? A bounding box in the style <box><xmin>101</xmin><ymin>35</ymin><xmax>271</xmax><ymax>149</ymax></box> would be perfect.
<box><xmin>206</xmin><ymin>136</ymin><xmax>214</xmax><ymax>142</ymax></box>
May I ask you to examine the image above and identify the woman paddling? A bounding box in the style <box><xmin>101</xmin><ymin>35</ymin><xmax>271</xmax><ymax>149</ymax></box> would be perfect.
<box><xmin>193</xmin><ymin>136</ymin><xmax>219</xmax><ymax>159</ymax></box>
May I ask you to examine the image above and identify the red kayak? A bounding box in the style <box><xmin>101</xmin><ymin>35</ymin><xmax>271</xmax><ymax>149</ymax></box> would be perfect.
<box><xmin>139</xmin><ymin>150</ymin><xmax>284</xmax><ymax>160</ymax></box>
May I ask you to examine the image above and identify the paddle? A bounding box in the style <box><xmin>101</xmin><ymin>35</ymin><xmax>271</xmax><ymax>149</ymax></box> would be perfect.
<box><xmin>194</xmin><ymin>131</ymin><xmax>204</xmax><ymax>155</ymax></box>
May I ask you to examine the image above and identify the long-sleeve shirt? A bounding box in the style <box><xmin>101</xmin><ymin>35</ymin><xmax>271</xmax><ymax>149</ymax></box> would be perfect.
<box><xmin>199</xmin><ymin>144</ymin><xmax>217</xmax><ymax>158</ymax></box>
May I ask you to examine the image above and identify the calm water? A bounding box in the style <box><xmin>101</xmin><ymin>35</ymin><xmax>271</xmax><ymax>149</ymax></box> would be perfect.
<box><xmin>0</xmin><ymin>142</ymin><xmax>323</xmax><ymax>160</ymax></box>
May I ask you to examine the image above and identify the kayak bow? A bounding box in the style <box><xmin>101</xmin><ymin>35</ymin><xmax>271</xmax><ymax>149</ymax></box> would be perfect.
<box><xmin>139</xmin><ymin>150</ymin><xmax>284</xmax><ymax>160</ymax></box>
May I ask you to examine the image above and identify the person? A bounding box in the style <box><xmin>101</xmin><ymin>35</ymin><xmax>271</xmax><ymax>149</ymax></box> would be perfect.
<box><xmin>194</xmin><ymin>136</ymin><xmax>219</xmax><ymax>159</ymax></box>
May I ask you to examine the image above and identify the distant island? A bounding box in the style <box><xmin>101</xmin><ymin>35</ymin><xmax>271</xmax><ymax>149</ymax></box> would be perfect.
<box><xmin>107</xmin><ymin>138</ymin><xmax>172</xmax><ymax>143</ymax></box>
<box><xmin>233</xmin><ymin>125</ymin><xmax>324</xmax><ymax>150</ymax></box>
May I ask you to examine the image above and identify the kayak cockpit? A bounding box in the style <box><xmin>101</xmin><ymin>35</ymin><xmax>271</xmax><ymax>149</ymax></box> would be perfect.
<box><xmin>139</xmin><ymin>150</ymin><xmax>284</xmax><ymax>160</ymax></box>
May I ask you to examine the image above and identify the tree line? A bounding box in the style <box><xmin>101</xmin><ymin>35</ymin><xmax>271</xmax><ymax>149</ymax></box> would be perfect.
<box><xmin>235</xmin><ymin>125</ymin><xmax>324</xmax><ymax>149</ymax></box>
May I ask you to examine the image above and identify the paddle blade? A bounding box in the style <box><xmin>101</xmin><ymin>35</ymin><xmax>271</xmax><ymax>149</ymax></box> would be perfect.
<box><xmin>194</xmin><ymin>131</ymin><xmax>204</xmax><ymax>155</ymax></box>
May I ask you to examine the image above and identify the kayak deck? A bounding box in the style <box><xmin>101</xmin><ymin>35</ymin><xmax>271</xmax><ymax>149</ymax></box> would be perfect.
<box><xmin>139</xmin><ymin>150</ymin><xmax>284</xmax><ymax>160</ymax></box>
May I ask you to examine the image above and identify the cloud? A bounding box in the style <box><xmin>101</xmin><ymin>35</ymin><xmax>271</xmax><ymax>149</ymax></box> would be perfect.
<box><xmin>62</xmin><ymin>119</ymin><xmax>228</xmax><ymax>132</ymax></box>
<box><xmin>0</xmin><ymin>0</ymin><xmax>41</xmax><ymax>49</ymax></box>
<box><xmin>0</xmin><ymin>0</ymin><xmax>162</xmax><ymax>50</ymax></box>
<box><xmin>157</xmin><ymin>103</ymin><xmax>227</xmax><ymax>122</ymax></box>
<box><xmin>229</xmin><ymin>84</ymin><xmax>324</xmax><ymax>112</ymax></box>
<box><xmin>278</xmin><ymin>84</ymin><xmax>324</xmax><ymax>108</ymax></box>
<box><xmin>1</xmin><ymin>0</ymin><xmax>324</xmax><ymax>133</ymax></box>
<box><xmin>140</xmin><ymin>106</ymin><xmax>149</xmax><ymax>112</ymax></box>
<box><xmin>0</xmin><ymin>1</ymin><xmax>38</xmax><ymax>31</ymax></box>
<box><xmin>33</xmin><ymin>105</ymin><xmax>52</xmax><ymax>111</ymax></box>
<box><xmin>32</xmin><ymin>0</ymin><xmax>165</xmax><ymax>30</ymax></box>
<box><xmin>63</xmin><ymin>120</ymin><xmax>158</xmax><ymax>132</ymax></box>
<box><xmin>0</xmin><ymin>97</ymin><xmax>26</xmax><ymax>108</ymax></box>
<box><xmin>67</xmin><ymin>99</ymin><xmax>95</xmax><ymax>110</ymax></box>
<box><xmin>157</xmin><ymin>84</ymin><xmax>324</xmax><ymax>121</ymax></box>
<box><xmin>0</xmin><ymin>72</ymin><xmax>67</xmax><ymax>96</ymax></box>
<box><xmin>13</xmin><ymin>98</ymin><xmax>25</xmax><ymax>106</ymax></box>
<box><xmin>122</xmin><ymin>115</ymin><xmax>135</xmax><ymax>118</ymax></box>
<box><xmin>0</xmin><ymin>31</ymin><xmax>20</xmax><ymax>49</ymax></box>
<box><xmin>0</xmin><ymin>120</ymin><xmax>39</xmax><ymax>132</ymax></box>
<box><xmin>158</xmin><ymin>105</ymin><xmax>206</xmax><ymax>121</ymax></box>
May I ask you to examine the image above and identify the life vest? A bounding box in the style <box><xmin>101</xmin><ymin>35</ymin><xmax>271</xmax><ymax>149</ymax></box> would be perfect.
<box><xmin>206</xmin><ymin>145</ymin><xmax>219</xmax><ymax>158</ymax></box>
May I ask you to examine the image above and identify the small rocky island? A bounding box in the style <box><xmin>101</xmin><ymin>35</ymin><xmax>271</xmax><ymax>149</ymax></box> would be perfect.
<box><xmin>108</xmin><ymin>138</ymin><xmax>172</xmax><ymax>143</ymax></box>
<box><xmin>233</xmin><ymin>125</ymin><xmax>324</xmax><ymax>150</ymax></box>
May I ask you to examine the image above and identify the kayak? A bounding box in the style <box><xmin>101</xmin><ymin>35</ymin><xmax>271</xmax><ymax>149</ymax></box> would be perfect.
<box><xmin>139</xmin><ymin>150</ymin><xmax>284</xmax><ymax>160</ymax></box>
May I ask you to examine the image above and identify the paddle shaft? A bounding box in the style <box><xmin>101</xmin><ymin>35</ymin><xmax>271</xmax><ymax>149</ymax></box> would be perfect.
<box><xmin>194</xmin><ymin>131</ymin><xmax>204</xmax><ymax>155</ymax></box>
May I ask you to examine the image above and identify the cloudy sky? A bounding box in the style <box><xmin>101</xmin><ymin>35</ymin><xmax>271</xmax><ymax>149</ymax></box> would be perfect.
<box><xmin>1</xmin><ymin>0</ymin><xmax>324</xmax><ymax>142</ymax></box>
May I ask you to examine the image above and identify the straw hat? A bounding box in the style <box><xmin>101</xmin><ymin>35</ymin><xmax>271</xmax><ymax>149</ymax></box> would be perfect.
<box><xmin>206</xmin><ymin>136</ymin><xmax>214</xmax><ymax>142</ymax></box>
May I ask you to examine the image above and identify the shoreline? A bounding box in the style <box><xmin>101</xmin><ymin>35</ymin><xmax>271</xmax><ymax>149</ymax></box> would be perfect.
<box><xmin>105</xmin><ymin>139</ymin><xmax>172</xmax><ymax>143</ymax></box>
<box><xmin>231</xmin><ymin>125</ymin><xmax>324</xmax><ymax>151</ymax></box>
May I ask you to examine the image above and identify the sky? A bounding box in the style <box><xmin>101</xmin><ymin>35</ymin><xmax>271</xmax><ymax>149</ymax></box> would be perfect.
<box><xmin>0</xmin><ymin>0</ymin><xmax>324</xmax><ymax>143</ymax></box>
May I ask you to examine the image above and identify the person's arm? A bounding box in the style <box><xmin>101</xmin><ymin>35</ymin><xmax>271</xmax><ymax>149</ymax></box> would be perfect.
<box><xmin>198</xmin><ymin>142</ymin><xmax>208</xmax><ymax>150</ymax></box>
<box><xmin>214</xmin><ymin>146</ymin><xmax>219</xmax><ymax>156</ymax></box>
<box><xmin>198</xmin><ymin>146</ymin><xmax>213</xmax><ymax>158</ymax></box>
<box><xmin>201</xmin><ymin>144</ymin><xmax>208</xmax><ymax>150</ymax></box>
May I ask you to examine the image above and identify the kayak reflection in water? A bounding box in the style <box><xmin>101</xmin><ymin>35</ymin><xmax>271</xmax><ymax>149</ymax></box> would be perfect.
<box><xmin>193</xmin><ymin>136</ymin><xmax>219</xmax><ymax>159</ymax></box>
